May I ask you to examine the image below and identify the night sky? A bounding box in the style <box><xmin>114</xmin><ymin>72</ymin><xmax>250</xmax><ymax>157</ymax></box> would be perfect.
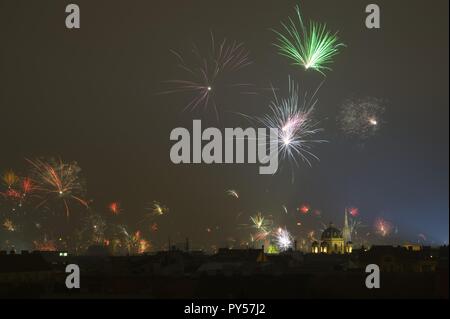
<box><xmin>0</xmin><ymin>0</ymin><xmax>448</xmax><ymax>248</ymax></box>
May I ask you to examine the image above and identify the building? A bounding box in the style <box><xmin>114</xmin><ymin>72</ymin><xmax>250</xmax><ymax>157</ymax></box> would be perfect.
<box><xmin>358</xmin><ymin>245</ymin><xmax>438</xmax><ymax>272</ymax></box>
<box><xmin>311</xmin><ymin>210</ymin><xmax>353</xmax><ymax>254</ymax></box>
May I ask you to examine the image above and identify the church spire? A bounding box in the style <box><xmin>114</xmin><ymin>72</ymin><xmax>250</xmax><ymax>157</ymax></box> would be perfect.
<box><xmin>342</xmin><ymin>208</ymin><xmax>351</xmax><ymax>243</ymax></box>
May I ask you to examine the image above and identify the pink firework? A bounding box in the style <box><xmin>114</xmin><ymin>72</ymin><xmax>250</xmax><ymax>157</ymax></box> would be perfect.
<box><xmin>348</xmin><ymin>207</ymin><xmax>359</xmax><ymax>217</ymax></box>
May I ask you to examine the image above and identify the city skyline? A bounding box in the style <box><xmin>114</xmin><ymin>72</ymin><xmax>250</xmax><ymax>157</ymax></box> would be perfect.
<box><xmin>0</xmin><ymin>0</ymin><xmax>448</xmax><ymax>254</ymax></box>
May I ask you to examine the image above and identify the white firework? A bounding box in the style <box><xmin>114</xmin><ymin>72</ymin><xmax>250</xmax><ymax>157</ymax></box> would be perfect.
<box><xmin>255</xmin><ymin>78</ymin><xmax>326</xmax><ymax>168</ymax></box>
<box><xmin>275</xmin><ymin>227</ymin><xmax>293</xmax><ymax>251</ymax></box>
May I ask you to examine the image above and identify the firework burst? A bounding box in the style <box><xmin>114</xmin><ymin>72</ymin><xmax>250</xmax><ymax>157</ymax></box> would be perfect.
<box><xmin>26</xmin><ymin>158</ymin><xmax>88</xmax><ymax>217</ymax></box>
<box><xmin>273</xmin><ymin>5</ymin><xmax>345</xmax><ymax>75</ymax></box>
<box><xmin>253</xmin><ymin>78</ymin><xmax>326</xmax><ymax>170</ymax></box>
<box><xmin>161</xmin><ymin>32</ymin><xmax>252</xmax><ymax>119</ymax></box>
<box><xmin>275</xmin><ymin>227</ymin><xmax>293</xmax><ymax>251</ymax></box>
<box><xmin>338</xmin><ymin>97</ymin><xmax>386</xmax><ymax>140</ymax></box>
<box><xmin>250</xmin><ymin>212</ymin><xmax>272</xmax><ymax>233</ymax></box>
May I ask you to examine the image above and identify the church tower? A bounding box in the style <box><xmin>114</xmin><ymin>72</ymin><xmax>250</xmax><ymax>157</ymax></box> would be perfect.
<box><xmin>342</xmin><ymin>209</ymin><xmax>352</xmax><ymax>243</ymax></box>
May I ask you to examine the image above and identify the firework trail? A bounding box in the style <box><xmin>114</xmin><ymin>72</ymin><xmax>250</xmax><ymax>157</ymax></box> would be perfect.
<box><xmin>252</xmin><ymin>78</ymin><xmax>326</xmax><ymax>172</ymax></box>
<box><xmin>226</xmin><ymin>189</ymin><xmax>239</xmax><ymax>199</ymax></box>
<box><xmin>275</xmin><ymin>227</ymin><xmax>293</xmax><ymax>251</ymax></box>
<box><xmin>273</xmin><ymin>5</ymin><xmax>345</xmax><ymax>75</ymax></box>
<box><xmin>308</xmin><ymin>230</ymin><xmax>318</xmax><ymax>242</ymax></box>
<box><xmin>26</xmin><ymin>158</ymin><xmax>88</xmax><ymax>217</ymax></box>
<box><xmin>161</xmin><ymin>32</ymin><xmax>252</xmax><ymax>119</ymax></box>
<box><xmin>349</xmin><ymin>216</ymin><xmax>365</xmax><ymax>237</ymax></box>
<box><xmin>418</xmin><ymin>233</ymin><xmax>427</xmax><ymax>242</ymax></box>
<box><xmin>348</xmin><ymin>206</ymin><xmax>359</xmax><ymax>217</ymax></box>
<box><xmin>2</xmin><ymin>170</ymin><xmax>19</xmax><ymax>188</ymax></box>
<box><xmin>338</xmin><ymin>97</ymin><xmax>385</xmax><ymax>140</ymax></box>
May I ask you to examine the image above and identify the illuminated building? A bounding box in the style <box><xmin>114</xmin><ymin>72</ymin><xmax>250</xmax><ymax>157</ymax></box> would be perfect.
<box><xmin>311</xmin><ymin>210</ymin><xmax>353</xmax><ymax>254</ymax></box>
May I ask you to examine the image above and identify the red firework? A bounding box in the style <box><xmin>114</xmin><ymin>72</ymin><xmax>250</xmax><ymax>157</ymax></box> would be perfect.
<box><xmin>109</xmin><ymin>202</ymin><xmax>121</xmax><ymax>215</ymax></box>
<box><xmin>21</xmin><ymin>177</ymin><xmax>34</xmax><ymax>195</ymax></box>
<box><xmin>299</xmin><ymin>204</ymin><xmax>310</xmax><ymax>214</ymax></box>
<box><xmin>348</xmin><ymin>207</ymin><xmax>359</xmax><ymax>217</ymax></box>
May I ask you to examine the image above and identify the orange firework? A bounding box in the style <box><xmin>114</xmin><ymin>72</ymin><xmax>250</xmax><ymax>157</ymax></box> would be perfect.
<box><xmin>109</xmin><ymin>202</ymin><xmax>121</xmax><ymax>215</ymax></box>
<box><xmin>3</xmin><ymin>170</ymin><xmax>19</xmax><ymax>188</ymax></box>
<box><xmin>33</xmin><ymin>239</ymin><xmax>57</xmax><ymax>251</ymax></box>
<box><xmin>26</xmin><ymin>158</ymin><xmax>88</xmax><ymax>217</ymax></box>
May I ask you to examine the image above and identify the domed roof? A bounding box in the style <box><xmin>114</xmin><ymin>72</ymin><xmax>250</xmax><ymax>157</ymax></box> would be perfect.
<box><xmin>321</xmin><ymin>224</ymin><xmax>343</xmax><ymax>240</ymax></box>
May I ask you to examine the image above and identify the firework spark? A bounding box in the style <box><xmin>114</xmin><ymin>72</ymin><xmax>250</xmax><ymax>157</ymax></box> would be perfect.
<box><xmin>308</xmin><ymin>230</ymin><xmax>318</xmax><ymax>242</ymax></box>
<box><xmin>273</xmin><ymin>5</ymin><xmax>345</xmax><ymax>75</ymax></box>
<box><xmin>349</xmin><ymin>216</ymin><xmax>365</xmax><ymax>237</ymax></box>
<box><xmin>109</xmin><ymin>202</ymin><xmax>122</xmax><ymax>215</ymax></box>
<box><xmin>226</xmin><ymin>189</ymin><xmax>239</xmax><ymax>199</ymax></box>
<box><xmin>2</xmin><ymin>170</ymin><xmax>19</xmax><ymax>188</ymax></box>
<box><xmin>275</xmin><ymin>227</ymin><xmax>293</xmax><ymax>251</ymax></box>
<box><xmin>253</xmin><ymin>229</ymin><xmax>271</xmax><ymax>241</ymax></box>
<box><xmin>21</xmin><ymin>177</ymin><xmax>34</xmax><ymax>195</ymax></box>
<box><xmin>26</xmin><ymin>158</ymin><xmax>88</xmax><ymax>217</ymax></box>
<box><xmin>253</xmin><ymin>78</ymin><xmax>326</xmax><ymax>169</ymax></box>
<box><xmin>338</xmin><ymin>97</ymin><xmax>386</xmax><ymax>140</ymax></box>
<box><xmin>151</xmin><ymin>201</ymin><xmax>169</xmax><ymax>216</ymax></box>
<box><xmin>250</xmin><ymin>212</ymin><xmax>272</xmax><ymax>233</ymax></box>
<box><xmin>375</xmin><ymin>218</ymin><xmax>392</xmax><ymax>237</ymax></box>
<box><xmin>3</xmin><ymin>218</ymin><xmax>16</xmax><ymax>232</ymax></box>
<box><xmin>161</xmin><ymin>32</ymin><xmax>252</xmax><ymax>119</ymax></box>
<box><xmin>299</xmin><ymin>203</ymin><xmax>310</xmax><ymax>214</ymax></box>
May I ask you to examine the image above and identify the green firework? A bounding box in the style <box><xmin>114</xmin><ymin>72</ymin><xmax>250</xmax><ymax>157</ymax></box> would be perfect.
<box><xmin>273</xmin><ymin>6</ymin><xmax>345</xmax><ymax>75</ymax></box>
